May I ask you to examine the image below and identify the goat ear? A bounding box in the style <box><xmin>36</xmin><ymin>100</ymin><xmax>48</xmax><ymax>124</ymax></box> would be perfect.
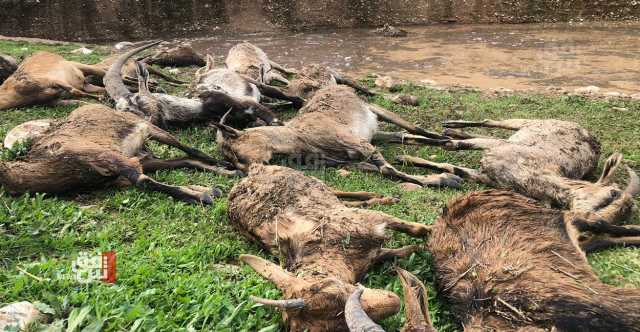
<box><xmin>135</xmin><ymin>61</ymin><xmax>151</xmax><ymax>96</ymax></box>
<box><xmin>240</xmin><ymin>254</ymin><xmax>299</xmax><ymax>290</ymax></box>
<box><xmin>397</xmin><ymin>268</ymin><xmax>436</xmax><ymax>331</ymax></box>
<box><xmin>597</xmin><ymin>153</ymin><xmax>623</xmax><ymax>185</ymax></box>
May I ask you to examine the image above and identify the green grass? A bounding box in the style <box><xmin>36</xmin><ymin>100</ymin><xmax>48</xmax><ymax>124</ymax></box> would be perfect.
<box><xmin>1</xmin><ymin>41</ymin><xmax>639</xmax><ymax>332</ymax></box>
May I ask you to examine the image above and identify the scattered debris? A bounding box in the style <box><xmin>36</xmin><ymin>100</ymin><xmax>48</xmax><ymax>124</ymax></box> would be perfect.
<box><xmin>0</xmin><ymin>302</ymin><xmax>40</xmax><ymax>331</ymax></box>
<box><xmin>71</xmin><ymin>47</ymin><xmax>93</xmax><ymax>55</ymax></box>
<box><xmin>337</xmin><ymin>169</ymin><xmax>352</xmax><ymax>177</ymax></box>
<box><xmin>399</xmin><ymin>182</ymin><xmax>422</xmax><ymax>191</ymax></box>
<box><xmin>375</xmin><ymin>24</ymin><xmax>408</xmax><ymax>37</ymax></box>
<box><xmin>374</xmin><ymin>75</ymin><xmax>403</xmax><ymax>90</ymax></box>
<box><xmin>574</xmin><ymin>85</ymin><xmax>601</xmax><ymax>95</ymax></box>
<box><xmin>391</xmin><ymin>94</ymin><xmax>419</xmax><ymax>106</ymax></box>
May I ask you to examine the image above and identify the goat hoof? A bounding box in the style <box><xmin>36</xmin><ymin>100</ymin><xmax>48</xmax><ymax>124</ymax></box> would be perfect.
<box><xmin>439</xmin><ymin>174</ymin><xmax>463</xmax><ymax>188</ymax></box>
<box><xmin>210</xmin><ymin>187</ymin><xmax>223</xmax><ymax>198</ymax></box>
<box><xmin>200</xmin><ymin>193</ymin><xmax>214</xmax><ymax>205</ymax></box>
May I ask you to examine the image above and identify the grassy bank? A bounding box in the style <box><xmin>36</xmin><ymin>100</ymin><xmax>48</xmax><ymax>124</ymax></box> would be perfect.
<box><xmin>1</xmin><ymin>41</ymin><xmax>639</xmax><ymax>331</ymax></box>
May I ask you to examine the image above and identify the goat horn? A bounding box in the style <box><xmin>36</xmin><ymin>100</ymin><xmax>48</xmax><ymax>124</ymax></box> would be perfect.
<box><xmin>104</xmin><ymin>40</ymin><xmax>162</xmax><ymax>101</ymax></box>
<box><xmin>625</xmin><ymin>166</ymin><xmax>640</xmax><ymax>197</ymax></box>
<box><xmin>239</xmin><ymin>254</ymin><xmax>299</xmax><ymax>290</ymax></box>
<box><xmin>249</xmin><ymin>296</ymin><xmax>305</xmax><ymax>310</ymax></box>
<box><xmin>397</xmin><ymin>268</ymin><xmax>436</xmax><ymax>332</ymax></box>
<box><xmin>345</xmin><ymin>286</ymin><xmax>385</xmax><ymax>332</ymax></box>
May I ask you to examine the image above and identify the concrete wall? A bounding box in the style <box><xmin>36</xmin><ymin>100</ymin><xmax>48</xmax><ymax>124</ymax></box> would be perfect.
<box><xmin>0</xmin><ymin>0</ymin><xmax>638</xmax><ymax>41</ymax></box>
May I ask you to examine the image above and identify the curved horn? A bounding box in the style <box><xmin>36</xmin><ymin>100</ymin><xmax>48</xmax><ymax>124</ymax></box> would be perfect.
<box><xmin>625</xmin><ymin>166</ymin><xmax>640</xmax><ymax>197</ymax></box>
<box><xmin>397</xmin><ymin>268</ymin><xmax>436</xmax><ymax>332</ymax></box>
<box><xmin>213</xmin><ymin>108</ymin><xmax>242</xmax><ymax>140</ymax></box>
<box><xmin>104</xmin><ymin>40</ymin><xmax>162</xmax><ymax>101</ymax></box>
<box><xmin>239</xmin><ymin>254</ymin><xmax>298</xmax><ymax>290</ymax></box>
<box><xmin>249</xmin><ymin>296</ymin><xmax>305</xmax><ymax>310</ymax></box>
<box><xmin>345</xmin><ymin>286</ymin><xmax>385</xmax><ymax>332</ymax></box>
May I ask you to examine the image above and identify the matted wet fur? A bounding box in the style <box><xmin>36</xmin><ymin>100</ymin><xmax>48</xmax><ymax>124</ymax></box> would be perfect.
<box><xmin>425</xmin><ymin>190</ymin><xmax>640</xmax><ymax>331</ymax></box>
<box><xmin>399</xmin><ymin>119</ymin><xmax>640</xmax><ymax>224</ymax></box>
<box><xmin>229</xmin><ymin>164</ymin><xmax>433</xmax><ymax>332</ymax></box>
<box><xmin>215</xmin><ymin>85</ymin><xmax>460</xmax><ymax>188</ymax></box>
<box><xmin>0</xmin><ymin>51</ymin><xmax>106</xmax><ymax>110</ymax></box>
<box><xmin>0</xmin><ymin>104</ymin><xmax>236</xmax><ymax>204</ymax></box>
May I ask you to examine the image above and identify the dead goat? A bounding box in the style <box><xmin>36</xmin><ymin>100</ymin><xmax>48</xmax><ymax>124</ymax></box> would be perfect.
<box><xmin>346</xmin><ymin>269</ymin><xmax>436</xmax><ymax>332</ymax></box>
<box><xmin>230</xmin><ymin>164</ymin><xmax>432</xmax><ymax>331</ymax></box>
<box><xmin>350</xmin><ymin>190</ymin><xmax>640</xmax><ymax>331</ymax></box>
<box><xmin>0</xmin><ymin>52</ymin><xmax>106</xmax><ymax>111</ymax></box>
<box><xmin>0</xmin><ymin>104</ymin><xmax>237</xmax><ymax>204</ymax></box>
<box><xmin>215</xmin><ymin>85</ymin><xmax>461</xmax><ymax>188</ymax></box>
<box><xmin>105</xmin><ymin>42</ymin><xmax>280</xmax><ymax>128</ymax></box>
<box><xmin>142</xmin><ymin>44</ymin><xmax>206</xmax><ymax>67</ymax></box>
<box><xmin>226</xmin><ymin>42</ymin><xmax>296</xmax><ymax>85</ymax></box>
<box><xmin>191</xmin><ymin>54</ymin><xmax>300</xmax><ymax>126</ymax></box>
<box><xmin>251</xmin><ymin>64</ymin><xmax>374</xmax><ymax>102</ymax></box>
<box><xmin>0</xmin><ymin>54</ymin><xmax>18</xmax><ymax>85</ymax></box>
<box><xmin>399</xmin><ymin>119</ymin><xmax>639</xmax><ymax>223</ymax></box>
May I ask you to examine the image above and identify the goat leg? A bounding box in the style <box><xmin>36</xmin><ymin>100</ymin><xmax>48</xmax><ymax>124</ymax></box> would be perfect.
<box><xmin>333</xmin><ymin>190</ymin><xmax>398</xmax><ymax>207</ymax></box>
<box><xmin>71</xmin><ymin>62</ymin><xmax>107</xmax><ymax>77</ymax></box>
<box><xmin>443</xmin><ymin>138</ymin><xmax>507</xmax><ymax>151</ymax></box>
<box><xmin>367</xmin><ymin>104</ymin><xmax>446</xmax><ymax>140</ymax></box>
<box><xmin>373</xmin><ymin>131</ymin><xmax>450</xmax><ymax>146</ymax></box>
<box><xmin>145</xmin><ymin>66</ymin><xmax>186</xmax><ymax>85</ymax></box>
<box><xmin>269</xmin><ymin>60</ymin><xmax>297</xmax><ymax>75</ymax></box>
<box><xmin>443</xmin><ymin>119</ymin><xmax>528</xmax><ymax>130</ymax></box>
<box><xmin>360</xmin><ymin>210</ymin><xmax>432</xmax><ymax>237</ymax></box>
<box><xmin>572</xmin><ymin>218</ymin><xmax>640</xmax><ymax>237</ymax></box>
<box><xmin>202</xmin><ymin>90</ymin><xmax>281</xmax><ymax>125</ymax></box>
<box><xmin>328</xmin><ymin>69</ymin><xmax>376</xmax><ymax>96</ymax></box>
<box><xmin>82</xmin><ymin>83</ymin><xmax>106</xmax><ymax>94</ymax></box>
<box><xmin>581</xmin><ymin>236</ymin><xmax>640</xmax><ymax>253</ymax></box>
<box><xmin>369</xmin><ymin>152</ymin><xmax>463</xmax><ymax>188</ymax></box>
<box><xmin>397</xmin><ymin>155</ymin><xmax>493</xmax><ymax>185</ymax></box>
<box><xmin>119</xmin><ymin>166</ymin><xmax>219</xmax><ymax>204</ymax></box>
<box><xmin>374</xmin><ymin>245</ymin><xmax>420</xmax><ymax>263</ymax></box>
<box><xmin>147</xmin><ymin>126</ymin><xmax>230</xmax><ymax>168</ymax></box>
<box><xmin>141</xmin><ymin>156</ymin><xmax>242</xmax><ymax>177</ymax></box>
<box><xmin>443</xmin><ymin>128</ymin><xmax>490</xmax><ymax>140</ymax></box>
<box><xmin>243</xmin><ymin>76</ymin><xmax>305</xmax><ymax>108</ymax></box>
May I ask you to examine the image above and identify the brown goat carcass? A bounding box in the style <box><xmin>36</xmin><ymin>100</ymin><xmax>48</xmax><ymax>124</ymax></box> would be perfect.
<box><xmin>226</xmin><ymin>42</ymin><xmax>295</xmax><ymax>85</ymax></box>
<box><xmin>142</xmin><ymin>44</ymin><xmax>206</xmax><ymax>67</ymax></box>
<box><xmin>0</xmin><ymin>52</ymin><xmax>106</xmax><ymax>111</ymax></box>
<box><xmin>105</xmin><ymin>42</ymin><xmax>281</xmax><ymax>128</ymax></box>
<box><xmin>215</xmin><ymin>85</ymin><xmax>461</xmax><ymax>188</ymax></box>
<box><xmin>229</xmin><ymin>164</ymin><xmax>433</xmax><ymax>331</ymax></box>
<box><xmin>351</xmin><ymin>190</ymin><xmax>640</xmax><ymax>331</ymax></box>
<box><xmin>399</xmin><ymin>119</ymin><xmax>639</xmax><ymax>223</ymax></box>
<box><xmin>432</xmin><ymin>190</ymin><xmax>640</xmax><ymax>331</ymax></box>
<box><xmin>0</xmin><ymin>54</ymin><xmax>18</xmax><ymax>85</ymax></box>
<box><xmin>0</xmin><ymin>104</ymin><xmax>237</xmax><ymax>204</ymax></box>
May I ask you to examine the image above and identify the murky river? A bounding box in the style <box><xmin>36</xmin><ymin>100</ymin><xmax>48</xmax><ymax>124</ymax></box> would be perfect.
<box><xmin>185</xmin><ymin>21</ymin><xmax>640</xmax><ymax>94</ymax></box>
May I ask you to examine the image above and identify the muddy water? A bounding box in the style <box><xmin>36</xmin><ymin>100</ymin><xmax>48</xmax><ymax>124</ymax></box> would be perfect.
<box><xmin>187</xmin><ymin>21</ymin><xmax>640</xmax><ymax>94</ymax></box>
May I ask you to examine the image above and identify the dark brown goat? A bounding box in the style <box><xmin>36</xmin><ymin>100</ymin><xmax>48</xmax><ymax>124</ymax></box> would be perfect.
<box><xmin>229</xmin><ymin>164</ymin><xmax>432</xmax><ymax>332</ymax></box>
<box><xmin>433</xmin><ymin>190</ymin><xmax>640</xmax><ymax>331</ymax></box>
<box><xmin>0</xmin><ymin>104</ymin><xmax>237</xmax><ymax>204</ymax></box>
<box><xmin>352</xmin><ymin>190</ymin><xmax>640</xmax><ymax>331</ymax></box>
<box><xmin>215</xmin><ymin>85</ymin><xmax>460</xmax><ymax>188</ymax></box>
<box><xmin>399</xmin><ymin>119</ymin><xmax>639</xmax><ymax>224</ymax></box>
